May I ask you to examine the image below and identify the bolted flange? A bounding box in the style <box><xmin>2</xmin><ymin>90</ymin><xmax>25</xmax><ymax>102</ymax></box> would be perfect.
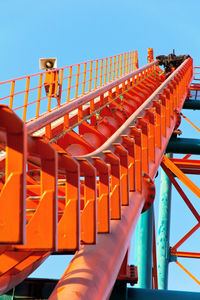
<box><xmin>117</xmin><ymin>265</ymin><xmax>138</xmax><ymax>286</ymax></box>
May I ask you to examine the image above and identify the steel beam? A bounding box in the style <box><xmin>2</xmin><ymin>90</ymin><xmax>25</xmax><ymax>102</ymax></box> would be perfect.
<box><xmin>157</xmin><ymin>153</ymin><xmax>172</xmax><ymax>289</ymax></box>
<box><xmin>183</xmin><ymin>100</ymin><xmax>200</xmax><ymax>110</ymax></box>
<box><xmin>167</xmin><ymin>137</ymin><xmax>200</xmax><ymax>154</ymax></box>
<box><xmin>135</xmin><ymin>207</ymin><xmax>153</xmax><ymax>288</ymax></box>
<box><xmin>48</xmin><ymin>126</ymin><xmax>178</xmax><ymax>300</ymax></box>
<box><xmin>49</xmin><ymin>190</ymin><xmax>145</xmax><ymax>300</ymax></box>
<box><xmin>128</xmin><ymin>288</ymin><xmax>200</xmax><ymax>300</ymax></box>
<box><xmin>48</xmin><ymin>58</ymin><xmax>193</xmax><ymax>300</ymax></box>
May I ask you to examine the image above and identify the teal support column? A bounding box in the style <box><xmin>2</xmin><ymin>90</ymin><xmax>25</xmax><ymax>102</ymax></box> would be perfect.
<box><xmin>183</xmin><ymin>99</ymin><xmax>200</xmax><ymax>110</ymax></box>
<box><xmin>157</xmin><ymin>153</ymin><xmax>172</xmax><ymax>289</ymax></box>
<box><xmin>167</xmin><ymin>137</ymin><xmax>200</xmax><ymax>154</ymax></box>
<box><xmin>135</xmin><ymin>206</ymin><xmax>153</xmax><ymax>288</ymax></box>
<box><xmin>128</xmin><ymin>288</ymin><xmax>200</xmax><ymax>300</ymax></box>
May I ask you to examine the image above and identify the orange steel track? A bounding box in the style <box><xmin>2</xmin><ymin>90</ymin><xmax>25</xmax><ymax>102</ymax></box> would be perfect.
<box><xmin>0</xmin><ymin>51</ymin><xmax>193</xmax><ymax>298</ymax></box>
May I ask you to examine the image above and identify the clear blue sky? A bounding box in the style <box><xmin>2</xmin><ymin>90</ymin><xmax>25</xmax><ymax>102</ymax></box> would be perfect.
<box><xmin>1</xmin><ymin>0</ymin><xmax>200</xmax><ymax>293</ymax></box>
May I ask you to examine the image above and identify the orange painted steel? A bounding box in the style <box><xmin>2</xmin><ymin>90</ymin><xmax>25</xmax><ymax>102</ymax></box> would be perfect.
<box><xmin>0</xmin><ymin>53</ymin><xmax>193</xmax><ymax>297</ymax></box>
<box><xmin>161</xmin><ymin>162</ymin><xmax>200</xmax><ymax>224</ymax></box>
<box><xmin>175</xmin><ymin>261</ymin><xmax>200</xmax><ymax>286</ymax></box>
<box><xmin>162</xmin><ymin>155</ymin><xmax>200</xmax><ymax>198</ymax></box>
<box><xmin>180</xmin><ymin>112</ymin><xmax>200</xmax><ymax>133</ymax></box>
<box><xmin>172</xmin><ymin>251</ymin><xmax>200</xmax><ymax>259</ymax></box>
<box><xmin>161</xmin><ymin>159</ymin><xmax>200</xmax><ymax>249</ymax></box>
<box><xmin>170</xmin><ymin>158</ymin><xmax>200</xmax><ymax>174</ymax></box>
<box><xmin>48</xmin><ymin>59</ymin><xmax>193</xmax><ymax>299</ymax></box>
<box><xmin>161</xmin><ymin>154</ymin><xmax>200</xmax><ymax>288</ymax></box>
<box><xmin>147</xmin><ymin>48</ymin><xmax>154</xmax><ymax>63</ymax></box>
<box><xmin>0</xmin><ymin>106</ymin><xmax>26</xmax><ymax>245</ymax></box>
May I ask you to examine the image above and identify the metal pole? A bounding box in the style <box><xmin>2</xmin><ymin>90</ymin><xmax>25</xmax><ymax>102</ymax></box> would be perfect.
<box><xmin>128</xmin><ymin>288</ymin><xmax>200</xmax><ymax>300</ymax></box>
<box><xmin>183</xmin><ymin>100</ymin><xmax>200</xmax><ymax>110</ymax></box>
<box><xmin>167</xmin><ymin>137</ymin><xmax>200</xmax><ymax>154</ymax></box>
<box><xmin>135</xmin><ymin>206</ymin><xmax>153</xmax><ymax>288</ymax></box>
<box><xmin>157</xmin><ymin>153</ymin><xmax>172</xmax><ymax>289</ymax></box>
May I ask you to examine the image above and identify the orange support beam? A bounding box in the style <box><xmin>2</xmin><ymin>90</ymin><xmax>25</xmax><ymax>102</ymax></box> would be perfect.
<box><xmin>0</xmin><ymin>54</ymin><xmax>193</xmax><ymax>297</ymax></box>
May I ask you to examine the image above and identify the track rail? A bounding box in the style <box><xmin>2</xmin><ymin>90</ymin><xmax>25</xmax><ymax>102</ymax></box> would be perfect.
<box><xmin>0</xmin><ymin>55</ymin><xmax>193</xmax><ymax>297</ymax></box>
<box><xmin>49</xmin><ymin>58</ymin><xmax>193</xmax><ymax>300</ymax></box>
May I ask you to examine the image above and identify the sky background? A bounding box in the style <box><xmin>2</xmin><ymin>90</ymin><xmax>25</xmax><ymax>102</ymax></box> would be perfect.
<box><xmin>1</xmin><ymin>0</ymin><xmax>200</xmax><ymax>294</ymax></box>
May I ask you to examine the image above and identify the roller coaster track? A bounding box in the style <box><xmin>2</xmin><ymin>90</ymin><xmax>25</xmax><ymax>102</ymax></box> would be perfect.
<box><xmin>0</xmin><ymin>51</ymin><xmax>193</xmax><ymax>299</ymax></box>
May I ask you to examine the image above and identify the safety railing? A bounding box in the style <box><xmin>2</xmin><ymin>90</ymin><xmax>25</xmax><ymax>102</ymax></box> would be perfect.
<box><xmin>193</xmin><ymin>67</ymin><xmax>200</xmax><ymax>81</ymax></box>
<box><xmin>0</xmin><ymin>51</ymin><xmax>138</xmax><ymax>123</ymax></box>
<box><xmin>26</xmin><ymin>60</ymin><xmax>158</xmax><ymax>136</ymax></box>
<box><xmin>0</xmin><ymin>59</ymin><xmax>159</xmax><ymax>246</ymax></box>
<box><xmin>0</xmin><ymin>58</ymin><xmax>193</xmax><ymax>247</ymax></box>
<box><xmin>188</xmin><ymin>67</ymin><xmax>200</xmax><ymax>100</ymax></box>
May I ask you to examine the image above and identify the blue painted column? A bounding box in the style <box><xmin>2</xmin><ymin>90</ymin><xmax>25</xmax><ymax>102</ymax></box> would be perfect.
<box><xmin>135</xmin><ymin>206</ymin><xmax>153</xmax><ymax>288</ymax></box>
<box><xmin>0</xmin><ymin>295</ymin><xmax>12</xmax><ymax>299</ymax></box>
<box><xmin>128</xmin><ymin>288</ymin><xmax>200</xmax><ymax>300</ymax></box>
<box><xmin>157</xmin><ymin>153</ymin><xmax>172</xmax><ymax>289</ymax></box>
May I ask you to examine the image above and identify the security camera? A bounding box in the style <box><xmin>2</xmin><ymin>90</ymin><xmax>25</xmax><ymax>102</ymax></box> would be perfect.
<box><xmin>39</xmin><ymin>58</ymin><xmax>57</xmax><ymax>70</ymax></box>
